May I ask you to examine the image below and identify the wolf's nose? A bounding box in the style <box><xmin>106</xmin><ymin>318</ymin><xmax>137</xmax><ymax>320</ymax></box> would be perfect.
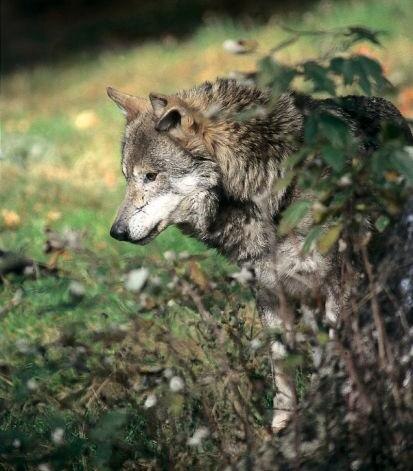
<box><xmin>110</xmin><ymin>221</ymin><xmax>129</xmax><ymax>241</ymax></box>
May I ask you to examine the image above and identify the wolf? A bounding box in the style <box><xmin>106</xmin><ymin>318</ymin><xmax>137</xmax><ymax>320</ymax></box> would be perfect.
<box><xmin>107</xmin><ymin>78</ymin><xmax>412</xmax><ymax>431</ymax></box>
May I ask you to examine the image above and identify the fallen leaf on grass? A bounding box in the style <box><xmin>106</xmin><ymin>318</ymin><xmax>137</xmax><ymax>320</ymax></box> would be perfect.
<box><xmin>73</xmin><ymin>110</ymin><xmax>99</xmax><ymax>130</ymax></box>
<box><xmin>1</xmin><ymin>209</ymin><xmax>21</xmax><ymax>229</ymax></box>
<box><xmin>188</xmin><ymin>261</ymin><xmax>209</xmax><ymax>291</ymax></box>
<box><xmin>46</xmin><ymin>210</ymin><xmax>61</xmax><ymax>223</ymax></box>
<box><xmin>139</xmin><ymin>293</ymin><xmax>157</xmax><ymax>310</ymax></box>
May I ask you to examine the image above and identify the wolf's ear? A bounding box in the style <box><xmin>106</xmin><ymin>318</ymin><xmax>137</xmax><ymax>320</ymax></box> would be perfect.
<box><xmin>154</xmin><ymin>108</ymin><xmax>182</xmax><ymax>131</ymax></box>
<box><xmin>155</xmin><ymin>106</ymin><xmax>196</xmax><ymax>135</ymax></box>
<box><xmin>107</xmin><ymin>87</ymin><xmax>149</xmax><ymax>121</ymax></box>
<box><xmin>150</xmin><ymin>93</ymin><xmax>196</xmax><ymax>135</ymax></box>
<box><xmin>149</xmin><ymin>93</ymin><xmax>169</xmax><ymax>117</ymax></box>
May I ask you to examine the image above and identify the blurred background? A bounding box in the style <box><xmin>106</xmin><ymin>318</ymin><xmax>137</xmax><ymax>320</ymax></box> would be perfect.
<box><xmin>1</xmin><ymin>0</ymin><xmax>413</xmax><ymax>468</ymax></box>
<box><xmin>2</xmin><ymin>0</ymin><xmax>318</xmax><ymax>72</ymax></box>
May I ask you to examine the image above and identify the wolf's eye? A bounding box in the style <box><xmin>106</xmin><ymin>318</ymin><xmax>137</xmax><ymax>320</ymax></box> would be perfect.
<box><xmin>144</xmin><ymin>172</ymin><xmax>158</xmax><ymax>183</ymax></box>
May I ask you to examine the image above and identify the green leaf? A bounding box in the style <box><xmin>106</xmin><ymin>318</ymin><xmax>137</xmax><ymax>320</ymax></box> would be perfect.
<box><xmin>304</xmin><ymin>115</ymin><xmax>319</xmax><ymax>145</ymax></box>
<box><xmin>278</xmin><ymin>200</ymin><xmax>312</xmax><ymax>235</ymax></box>
<box><xmin>258</xmin><ymin>56</ymin><xmax>296</xmax><ymax>93</ymax></box>
<box><xmin>329</xmin><ymin>54</ymin><xmax>390</xmax><ymax>93</ymax></box>
<box><xmin>329</xmin><ymin>57</ymin><xmax>355</xmax><ymax>86</ymax></box>
<box><xmin>272</xmin><ymin>68</ymin><xmax>297</xmax><ymax>95</ymax></box>
<box><xmin>390</xmin><ymin>148</ymin><xmax>413</xmax><ymax>183</ymax></box>
<box><xmin>361</xmin><ymin>55</ymin><xmax>389</xmax><ymax>89</ymax></box>
<box><xmin>356</xmin><ymin>55</ymin><xmax>382</xmax><ymax>78</ymax></box>
<box><xmin>302</xmin><ymin>61</ymin><xmax>336</xmax><ymax>96</ymax></box>
<box><xmin>346</xmin><ymin>26</ymin><xmax>383</xmax><ymax>46</ymax></box>
<box><xmin>317</xmin><ymin>224</ymin><xmax>343</xmax><ymax>254</ymax></box>
<box><xmin>284</xmin><ymin>148</ymin><xmax>309</xmax><ymax>168</ymax></box>
<box><xmin>318</xmin><ymin>112</ymin><xmax>350</xmax><ymax>147</ymax></box>
<box><xmin>273</xmin><ymin>171</ymin><xmax>295</xmax><ymax>192</ymax></box>
<box><xmin>91</xmin><ymin>409</ymin><xmax>129</xmax><ymax>441</ymax></box>
<box><xmin>257</xmin><ymin>56</ymin><xmax>275</xmax><ymax>87</ymax></box>
<box><xmin>351</xmin><ymin>55</ymin><xmax>390</xmax><ymax>95</ymax></box>
<box><xmin>321</xmin><ymin>145</ymin><xmax>346</xmax><ymax>172</ymax></box>
<box><xmin>302</xmin><ymin>225</ymin><xmax>324</xmax><ymax>253</ymax></box>
<box><xmin>370</xmin><ymin>148</ymin><xmax>391</xmax><ymax>176</ymax></box>
<box><xmin>330</xmin><ymin>190</ymin><xmax>351</xmax><ymax>209</ymax></box>
<box><xmin>375</xmin><ymin>215</ymin><xmax>390</xmax><ymax>232</ymax></box>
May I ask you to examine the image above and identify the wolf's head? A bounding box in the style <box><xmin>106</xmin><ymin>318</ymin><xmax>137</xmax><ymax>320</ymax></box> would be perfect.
<box><xmin>107</xmin><ymin>87</ymin><xmax>220</xmax><ymax>245</ymax></box>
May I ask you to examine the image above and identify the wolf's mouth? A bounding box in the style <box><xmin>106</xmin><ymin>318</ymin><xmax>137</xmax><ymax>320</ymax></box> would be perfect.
<box><xmin>132</xmin><ymin>222</ymin><xmax>162</xmax><ymax>245</ymax></box>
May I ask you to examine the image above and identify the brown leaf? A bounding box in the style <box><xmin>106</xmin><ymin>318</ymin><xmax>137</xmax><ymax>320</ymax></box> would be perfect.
<box><xmin>188</xmin><ymin>260</ymin><xmax>209</xmax><ymax>291</ymax></box>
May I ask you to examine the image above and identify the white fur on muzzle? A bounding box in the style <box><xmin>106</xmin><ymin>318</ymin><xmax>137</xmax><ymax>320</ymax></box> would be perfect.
<box><xmin>127</xmin><ymin>193</ymin><xmax>181</xmax><ymax>241</ymax></box>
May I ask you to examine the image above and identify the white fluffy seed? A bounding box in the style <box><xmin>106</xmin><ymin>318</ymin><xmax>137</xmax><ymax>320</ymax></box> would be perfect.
<box><xmin>187</xmin><ymin>426</ymin><xmax>209</xmax><ymax>446</ymax></box>
<box><xmin>223</xmin><ymin>39</ymin><xmax>257</xmax><ymax>54</ymax></box>
<box><xmin>12</xmin><ymin>439</ymin><xmax>21</xmax><ymax>448</ymax></box>
<box><xmin>144</xmin><ymin>394</ymin><xmax>157</xmax><ymax>409</ymax></box>
<box><xmin>51</xmin><ymin>427</ymin><xmax>64</xmax><ymax>445</ymax></box>
<box><xmin>124</xmin><ymin>268</ymin><xmax>149</xmax><ymax>292</ymax></box>
<box><xmin>169</xmin><ymin>376</ymin><xmax>185</xmax><ymax>392</ymax></box>
<box><xmin>163</xmin><ymin>367</ymin><xmax>173</xmax><ymax>379</ymax></box>
<box><xmin>250</xmin><ymin>339</ymin><xmax>262</xmax><ymax>351</ymax></box>
<box><xmin>69</xmin><ymin>281</ymin><xmax>86</xmax><ymax>300</ymax></box>
<box><xmin>339</xmin><ymin>174</ymin><xmax>352</xmax><ymax>187</ymax></box>
<box><xmin>27</xmin><ymin>378</ymin><xmax>38</xmax><ymax>390</ymax></box>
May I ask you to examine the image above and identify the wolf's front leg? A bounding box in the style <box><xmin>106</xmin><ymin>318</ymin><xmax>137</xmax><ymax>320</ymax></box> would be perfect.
<box><xmin>257</xmin><ymin>291</ymin><xmax>297</xmax><ymax>433</ymax></box>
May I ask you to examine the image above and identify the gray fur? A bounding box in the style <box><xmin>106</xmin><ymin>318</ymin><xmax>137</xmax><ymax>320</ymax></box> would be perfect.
<box><xmin>108</xmin><ymin>78</ymin><xmax>413</xmax><ymax>430</ymax></box>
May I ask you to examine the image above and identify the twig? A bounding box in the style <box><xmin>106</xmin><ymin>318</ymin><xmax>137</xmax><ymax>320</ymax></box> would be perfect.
<box><xmin>0</xmin><ymin>373</ymin><xmax>13</xmax><ymax>386</ymax></box>
<box><xmin>269</xmin><ymin>35</ymin><xmax>300</xmax><ymax>55</ymax></box>
<box><xmin>334</xmin><ymin>338</ymin><xmax>373</xmax><ymax>413</ymax></box>
<box><xmin>361</xmin><ymin>245</ymin><xmax>394</xmax><ymax>369</ymax></box>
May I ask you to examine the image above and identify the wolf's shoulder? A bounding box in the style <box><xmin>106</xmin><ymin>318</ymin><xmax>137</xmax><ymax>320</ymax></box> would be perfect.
<box><xmin>178</xmin><ymin>78</ymin><xmax>270</xmax><ymax>113</ymax></box>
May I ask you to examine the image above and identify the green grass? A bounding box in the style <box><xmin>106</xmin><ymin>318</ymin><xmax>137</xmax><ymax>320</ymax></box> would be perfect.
<box><xmin>1</xmin><ymin>0</ymin><xmax>413</xmax><ymax>468</ymax></box>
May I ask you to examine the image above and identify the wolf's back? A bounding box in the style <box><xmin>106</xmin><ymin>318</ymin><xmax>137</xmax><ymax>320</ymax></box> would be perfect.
<box><xmin>334</xmin><ymin>95</ymin><xmax>412</xmax><ymax>145</ymax></box>
<box><xmin>295</xmin><ymin>93</ymin><xmax>413</xmax><ymax>150</ymax></box>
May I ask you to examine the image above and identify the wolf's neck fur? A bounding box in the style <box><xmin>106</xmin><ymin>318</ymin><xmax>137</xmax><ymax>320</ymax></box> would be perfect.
<box><xmin>208</xmin><ymin>198</ymin><xmax>276</xmax><ymax>262</ymax></box>
<box><xmin>178</xmin><ymin>191</ymin><xmax>277</xmax><ymax>263</ymax></box>
<box><xmin>176</xmin><ymin>79</ymin><xmax>303</xmax><ymax>262</ymax></box>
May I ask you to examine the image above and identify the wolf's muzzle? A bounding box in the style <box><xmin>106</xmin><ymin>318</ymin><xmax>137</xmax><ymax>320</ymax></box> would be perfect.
<box><xmin>110</xmin><ymin>221</ymin><xmax>129</xmax><ymax>241</ymax></box>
